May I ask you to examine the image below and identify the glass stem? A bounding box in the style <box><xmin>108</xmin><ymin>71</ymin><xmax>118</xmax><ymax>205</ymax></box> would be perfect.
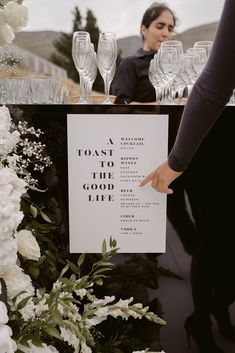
<box><xmin>79</xmin><ymin>73</ymin><xmax>87</xmax><ymax>103</ymax></box>
<box><xmin>104</xmin><ymin>72</ymin><xmax>111</xmax><ymax>103</ymax></box>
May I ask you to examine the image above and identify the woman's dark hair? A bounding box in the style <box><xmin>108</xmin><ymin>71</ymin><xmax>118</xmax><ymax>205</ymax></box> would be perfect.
<box><xmin>140</xmin><ymin>2</ymin><xmax>177</xmax><ymax>39</ymax></box>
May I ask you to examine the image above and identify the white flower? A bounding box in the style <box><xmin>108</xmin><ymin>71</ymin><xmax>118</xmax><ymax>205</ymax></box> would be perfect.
<box><xmin>0</xmin><ymin>106</ymin><xmax>20</xmax><ymax>156</ymax></box>
<box><xmin>0</xmin><ymin>105</ymin><xmax>12</xmax><ymax>131</ymax></box>
<box><xmin>0</xmin><ymin>12</ymin><xmax>15</xmax><ymax>46</ymax></box>
<box><xmin>0</xmin><ymin>236</ymin><xmax>17</xmax><ymax>276</ymax></box>
<box><xmin>0</xmin><ymin>130</ymin><xmax>20</xmax><ymax>157</ymax></box>
<box><xmin>60</xmin><ymin>326</ymin><xmax>80</xmax><ymax>351</ymax></box>
<box><xmin>15</xmin><ymin>229</ymin><xmax>41</xmax><ymax>261</ymax></box>
<box><xmin>18</xmin><ymin>341</ymin><xmax>59</xmax><ymax>353</ymax></box>
<box><xmin>18</xmin><ymin>297</ymin><xmax>36</xmax><ymax>321</ymax></box>
<box><xmin>115</xmin><ymin>297</ymin><xmax>133</xmax><ymax>308</ymax></box>
<box><xmin>109</xmin><ymin>308</ymin><xmax>128</xmax><ymax>319</ymax></box>
<box><xmin>85</xmin><ymin>316</ymin><xmax>106</xmax><ymax>328</ymax></box>
<box><xmin>6</xmin><ymin>154</ymin><xmax>19</xmax><ymax>170</ymax></box>
<box><xmin>0</xmin><ymin>323</ymin><xmax>17</xmax><ymax>353</ymax></box>
<box><xmin>0</xmin><ymin>301</ymin><xmax>8</xmax><ymax>324</ymax></box>
<box><xmin>2</xmin><ymin>265</ymin><xmax>34</xmax><ymax>299</ymax></box>
<box><xmin>4</xmin><ymin>1</ymin><xmax>28</xmax><ymax>32</ymax></box>
<box><xmin>81</xmin><ymin>341</ymin><xmax>92</xmax><ymax>353</ymax></box>
<box><xmin>94</xmin><ymin>306</ymin><xmax>108</xmax><ymax>317</ymax></box>
<box><xmin>34</xmin><ymin>296</ymin><xmax>49</xmax><ymax>316</ymax></box>
<box><xmin>0</xmin><ymin>167</ymin><xmax>26</xmax><ymax>234</ymax></box>
<box><xmin>74</xmin><ymin>288</ymin><xmax>87</xmax><ymax>299</ymax></box>
<box><xmin>89</xmin><ymin>295</ymin><xmax>115</xmax><ymax>308</ymax></box>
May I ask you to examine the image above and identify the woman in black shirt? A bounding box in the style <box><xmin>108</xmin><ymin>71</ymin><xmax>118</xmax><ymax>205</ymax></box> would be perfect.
<box><xmin>112</xmin><ymin>3</ymin><xmax>175</xmax><ymax>104</ymax></box>
<box><xmin>113</xmin><ymin>3</ymin><xmax>198</xmax><ymax>255</ymax></box>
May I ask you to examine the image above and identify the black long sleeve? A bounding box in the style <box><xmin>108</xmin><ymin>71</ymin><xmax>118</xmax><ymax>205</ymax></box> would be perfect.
<box><xmin>168</xmin><ymin>0</ymin><xmax>235</xmax><ymax>172</ymax></box>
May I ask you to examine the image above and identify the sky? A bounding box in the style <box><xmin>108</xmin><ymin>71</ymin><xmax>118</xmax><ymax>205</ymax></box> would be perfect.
<box><xmin>24</xmin><ymin>0</ymin><xmax>225</xmax><ymax>38</ymax></box>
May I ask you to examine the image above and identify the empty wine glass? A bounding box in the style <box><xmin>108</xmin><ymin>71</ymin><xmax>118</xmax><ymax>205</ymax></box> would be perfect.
<box><xmin>84</xmin><ymin>43</ymin><xmax>98</xmax><ymax>103</ymax></box>
<box><xmin>97</xmin><ymin>32</ymin><xmax>117</xmax><ymax>104</ymax></box>
<box><xmin>158</xmin><ymin>47</ymin><xmax>179</xmax><ymax>104</ymax></box>
<box><xmin>194</xmin><ymin>41</ymin><xmax>213</xmax><ymax>59</ymax></box>
<box><xmin>148</xmin><ymin>56</ymin><xmax>164</xmax><ymax>103</ymax></box>
<box><xmin>160</xmin><ymin>40</ymin><xmax>184</xmax><ymax>63</ymax></box>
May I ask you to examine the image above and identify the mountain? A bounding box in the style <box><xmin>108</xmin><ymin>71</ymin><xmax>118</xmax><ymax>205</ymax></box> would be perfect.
<box><xmin>14</xmin><ymin>21</ymin><xmax>219</xmax><ymax>61</ymax></box>
<box><xmin>174</xmin><ymin>21</ymin><xmax>218</xmax><ymax>50</ymax></box>
<box><xmin>14</xmin><ymin>31</ymin><xmax>61</xmax><ymax>60</ymax></box>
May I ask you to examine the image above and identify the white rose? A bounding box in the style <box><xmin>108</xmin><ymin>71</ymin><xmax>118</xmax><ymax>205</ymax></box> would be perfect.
<box><xmin>0</xmin><ymin>105</ymin><xmax>12</xmax><ymax>132</ymax></box>
<box><xmin>4</xmin><ymin>1</ymin><xmax>28</xmax><ymax>32</ymax></box>
<box><xmin>15</xmin><ymin>230</ymin><xmax>41</xmax><ymax>261</ymax></box>
<box><xmin>0</xmin><ymin>11</ymin><xmax>15</xmax><ymax>45</ymax></box>
<box><xmin>0</xmin><ymin>301</ymin><xmax>8</xmax><ymax>324</ymax></box>
<box><xmin>0</xmin><ymin>323</ymin><xmax>17</xmax><ymax>353</ymax></box>
<box><xmin>2</xmin><ymin>265</ymin><xmax>34</xmax><ymax>299</ymax></box>
<box><xmin>0</xmin><ymin>236</ymin><xmax>17</xmax><ymax>276</ymax></box>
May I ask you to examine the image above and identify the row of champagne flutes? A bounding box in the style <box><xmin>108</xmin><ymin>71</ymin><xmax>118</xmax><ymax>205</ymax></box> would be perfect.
<box><xmin>72</xmin><ymin>31</ymin><xmax>117</xmax><ymax>104</ymax></box>
<box><xmin>149</xmin><ymin>40</ymin><xmax>213</xmax><ymax>104</ymax></box>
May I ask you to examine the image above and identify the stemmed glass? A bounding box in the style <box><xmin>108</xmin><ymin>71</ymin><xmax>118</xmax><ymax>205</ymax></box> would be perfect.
<box><xmin>72</xmin><ymin>31</ymin><xmax>91</xmax><ymax>104</ymax></box>
<box><xmin>159</xmin><ymin>40</ymin><xmax>183</xmax><ymax>104</ymax></box>
<box><xmin>85</xmin><ymin>43</ymin><xmax>98</xmax><ymax>103</ymax></box>
<box><xmin>161</xmin><ymin>40</ymin><xmax>184</xmax><ymax>62</ymax></box>
<box><xmin>148</xmin><ymin>55</ymin><xmax>165</xmax><ymax>103</ymax></box>
<box><xmin>158</xmin><ymin>47</ymin><xmax>179</xmax><ymax>104</ymax></box>
<box><xmin>194</xmin><ymin>41</ymin><xmax>213</xmax><ymax>59</ymax></box>
<box><xmin>97</xmin><ymin>32</ymin><xmax>117</xmax><ymax>104</ymax></box>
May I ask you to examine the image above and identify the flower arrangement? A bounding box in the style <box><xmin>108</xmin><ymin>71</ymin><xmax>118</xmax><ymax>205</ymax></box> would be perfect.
<box><xmin>0</xmin><ymin>0</ymin><xmax>28</xmax><ymax>46</ymax></box>
<box><xmin>0</xmin><ymin>105</ymin><xmax>167</xmax><ymax>353</ymax></box>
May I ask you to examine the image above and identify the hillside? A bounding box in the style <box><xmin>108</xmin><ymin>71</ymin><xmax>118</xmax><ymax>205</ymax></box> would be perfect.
<box><xmin>14</xmin><ymin>31</ymin><xmax>61</xmax><ymax>60</ymax></box>
<box><xmin>14</xmin><ymin>21</ymin><xmax>219</xmax><ymax>61</ymax></box>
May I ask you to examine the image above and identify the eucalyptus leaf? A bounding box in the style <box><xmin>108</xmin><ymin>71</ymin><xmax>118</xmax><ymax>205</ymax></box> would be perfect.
<box><xmin>44</xmin><ymin>325</ymin><xmax>62</xmax><ymax>340</ymax></box>
<box><xmin>102</xmin><ymin>239</ymin><xmax>107</xmax><ymax>256</ymax></box>
<box><xmin>67</xmin><ymin>260</ymin><xmax>80</xmax><ymax>275</ymax></box>
<box><xmin>17</xmin><ymin>296</ymin><xmax>32</xmax><ymax>310</ymax></box>
<box><xmin>31</xmin><ymin>334</ymin><xmax>43</xmax><ymax>347</ymax></box>
<box><xmin>28</xmin><ymin>185</ymin><xmax>47</xmax><ymax>192</ymax></box>
<box><xmin>94</xmin><ymin>277</ymin><xmax>103</xmax><ymax>285</ymax></box>
<box><xmin>40</xmin><ymin>210</ymin><xmax>53</xmax><ymax>223</ymax></box>
<box><xmin>18</xmin><ymin>338</ymin><xmax>30</xmax><ymax>348</ymax></box>
<box><xmin>77</xmin><ymin>253</ymin><xmax>85</xmax><ymax>266</ymax></box>
<box><xmin>51</xmin><ymin>308</ymin><xmax>64</xmax><ymax>325</ymax></box>
<box><xmin>29</xmin><ymin>264</ymin><xmax>40</xmax><ymax>278</ymax></box>
<box><xmin>39</xmin><ymin>288</ymin><xmax>46</xmax><ymax>297</ymax></box>
<box><xmin>30</xmin><ymin>204</ymin><xmax>37</xmax><ymax>218</ymax></box>
<box><xmin>92</xmin><ymin>267</ymin><xmax>112</xmax><ymax>276</ymax></box>
<box><xmin>59</xmin><ymin>264</ymin><xmax>69</xmax><ymax>278</ymax></box>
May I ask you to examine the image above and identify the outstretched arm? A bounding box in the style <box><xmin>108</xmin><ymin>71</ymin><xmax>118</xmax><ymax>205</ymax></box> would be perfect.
<box><xmin>141</xmin><ymin>0</ymin><xmax>235</xmax><ymax>193</ymax></box>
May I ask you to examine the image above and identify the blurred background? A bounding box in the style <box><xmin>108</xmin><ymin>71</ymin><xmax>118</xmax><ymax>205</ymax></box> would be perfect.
<box><xmin>0</xmin><ymin>0</ymin><xmax>224</xmax><ymax>100</ymax></box>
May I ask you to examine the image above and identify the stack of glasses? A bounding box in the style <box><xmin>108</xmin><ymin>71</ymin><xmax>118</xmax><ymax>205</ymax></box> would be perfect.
<box><xmin>0</xmin><ymin>77</ymin><xmax>69</xmax><ymax>104</ymax></box>
<box><xmin>149</xmin><ymin>40</ymin><xmax>214</xmax><ymax>105</ymax></box>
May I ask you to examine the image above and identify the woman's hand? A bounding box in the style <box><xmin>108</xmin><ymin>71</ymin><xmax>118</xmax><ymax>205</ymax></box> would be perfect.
<box><xmin>140</xmin><ymin>161</ymin><xmax>183</xmax><ymax>194</ymax></box>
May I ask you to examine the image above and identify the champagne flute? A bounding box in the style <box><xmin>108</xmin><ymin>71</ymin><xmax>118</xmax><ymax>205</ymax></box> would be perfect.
<box><xmin>72</xmin><ymin>31</ymin><xmax>91</xmax><ymax>104</ymax></box>
<box><xmin>97</xmin><ymin>32</ymin><xmax>117</xmax><ymax>104</ymax></box>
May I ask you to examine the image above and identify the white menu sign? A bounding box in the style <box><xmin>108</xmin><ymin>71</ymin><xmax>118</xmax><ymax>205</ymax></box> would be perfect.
<box><xmin>67</xmin><ymin>114</ymin><xmax>168</xmax><ymax>253</ymax></box>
